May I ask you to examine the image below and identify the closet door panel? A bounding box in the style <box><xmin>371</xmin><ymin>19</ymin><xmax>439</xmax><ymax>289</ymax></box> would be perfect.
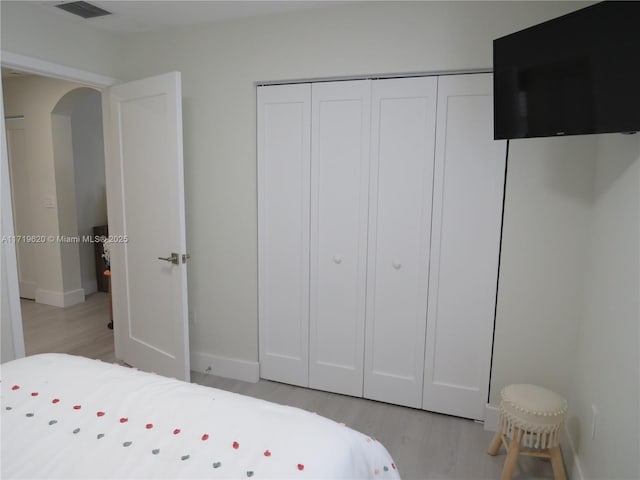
<box><xmin>309</xmin><ymin>80</ymin><xmax>371</xmax><ymax>396</ymax></box>
<box><xmin>364</xmin><ymin>77</ymin><xmax>438</xmax><ymax>408</ymax></box>
<box><xmin>423</xmin><ymin>74</ymin><xmax>506</xmax><ymax>420</ymax></box>
<box><xmin>257</xmin><ymin>84</ymin><xmax>311</xmax><ymax>387</ymax></box>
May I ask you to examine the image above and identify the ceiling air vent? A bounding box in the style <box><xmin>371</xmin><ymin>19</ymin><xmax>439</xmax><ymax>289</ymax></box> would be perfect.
<box><xmin>55</xmin><ymin>1</ymin><xmax>112</xmax><ymax>19</ymax></box>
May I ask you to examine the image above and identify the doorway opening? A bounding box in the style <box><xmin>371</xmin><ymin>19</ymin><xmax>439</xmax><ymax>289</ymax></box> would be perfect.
<box><xmin>3</xmin><ymin>68</ymin><xmax>114</xmax><ymax>361</ymax></box>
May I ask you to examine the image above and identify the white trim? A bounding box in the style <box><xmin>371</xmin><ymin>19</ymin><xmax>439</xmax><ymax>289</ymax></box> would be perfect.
<box><xmin>561</xmin><ymin>425</ymin><xmax>585</xmax><ymax>480</ymax></box>
<box><xmin>484</xmin><ymin>404</ymin><xmax>501</xmax><ymax>432</ymax></box>
<box><xmin>1</xmin><ymin>85</ymin><xmax>26</xmax><ymax>360</ymax></box>
<box><xmin>35</xmin><ymin>289</ymin><xmax>64</xmax><ymax>307</ymax></box>
<box><xmin>35</xmin><ymin>288</ymin><xmax>85</xmax><ymax>308</ymax></box>
<box><xmin>1</xmin><ymin>52</ymin><xmax>118</xmax><ymax>362</ymax></box>
<box><xmin>190</xmin><ymin>351</ymin><xmax>259</xmax><ymax>383</ymax></box>
<box><xmin>1</xmin><ymin>51</ymin><xmax>119</xmax><ymax>87</ymax></box>
<box><xmin>255</xmin><ymin>67</ymin><xmax>492</xmax><ymax>87</ymax></box>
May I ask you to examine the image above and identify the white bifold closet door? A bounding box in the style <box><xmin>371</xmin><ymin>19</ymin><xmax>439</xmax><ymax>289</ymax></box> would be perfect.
<box><xmin>422</xmin><ymin>73</ymin><xmax>506</xmax><ymax>420</ymax></box>
<box><xmin>309</xmin><ymin>80</ymin><xmax>371</xmax><ymax>396</ymax></box>
<box><xmin>257</xmin><ymin>84</ymin><xmax>311</xmax><ymax>387</ymax></box>
<box><xmin>363</xmin><ymin>76</ymin><xmax>438</xmax><ymax>408</ymax></box>
<box><xmin>257</xmin><ymin>74</ymin><xmax>505</xmax><ymax>418</ymax></box>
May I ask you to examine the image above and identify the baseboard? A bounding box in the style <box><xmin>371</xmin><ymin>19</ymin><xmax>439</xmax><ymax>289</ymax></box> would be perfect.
<box><xmin>35</xmin><ymin>289</ymin><xmax>65</xmax><ymax>307</ymax></box>
<box><xmin>190</xmin><ymin>351</ymin><xmax>259</xmax><ymax>383</ymax></box>
<box><xmin>484</xmin><ymin>404</ymin><xmax>500</xmax><ymax>431</ymax></box>
<box><xmin>561</xmin><ymin>424</ymin><xmax>585</xmax><ymax>480</ymax></box>
<box><xmin>35</xmin><ymin>288</ymin><xmax>85</xmax><ymax>307</ymax></box>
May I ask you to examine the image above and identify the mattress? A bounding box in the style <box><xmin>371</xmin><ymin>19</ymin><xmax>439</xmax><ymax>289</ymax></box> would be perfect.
<box><xmin>1</xmin><ymin>353</ymin><xmax>400</xmax><ymax>479</ymax></box>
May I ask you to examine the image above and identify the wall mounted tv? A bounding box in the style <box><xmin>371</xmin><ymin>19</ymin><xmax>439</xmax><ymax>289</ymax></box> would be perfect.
<box><xmin>493</xmin><ymin>1</ymin><xmax>640</xmax><ymax>140</ymax></box>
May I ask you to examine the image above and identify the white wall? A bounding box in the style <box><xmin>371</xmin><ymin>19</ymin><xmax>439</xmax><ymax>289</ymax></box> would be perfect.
<box><xmin>2</xmin><ymin>75</ymin><xmax>89</xmax><ymax>306</ymax></box>
<box><xmin>51</xmin><ymin>110</ymin><xmax>83</xmax><ymax>299</ymax></box>
<box><xmin>117</xmin><ymin>0</ymin><xmax>589</xmax><ymax>365</ymax></box>
<box><xmin>565</xmin><ymin>134</ymin><xmax>640</xmax><ymax>480</ymax></box>
<box><xmin>491</xmin><ymin>136</ymin><xmax>596</xmax><ymax>404</ymax></box>
<box><xmin>70</xmin><ymin>90</ymin><xmax>107</xmax><ymax>295</ymax></box>
<box><xmin>0</xmin><ymin>1</ymin><xmax>123</xmax><ymax>80</ymax></box>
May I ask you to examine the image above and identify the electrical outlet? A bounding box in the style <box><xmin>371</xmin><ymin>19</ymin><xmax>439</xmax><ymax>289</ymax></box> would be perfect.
<box><xmin>591</xmin><ymin>404</ymin><xmax>598</xmax><ymax>440</ymax></box>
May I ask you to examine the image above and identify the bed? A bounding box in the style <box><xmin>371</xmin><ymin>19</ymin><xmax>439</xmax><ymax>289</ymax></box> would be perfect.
<box><xmin>1</xmin><ymin>354</ymin><xmax>400</xmax><ymax>479</ymax></box>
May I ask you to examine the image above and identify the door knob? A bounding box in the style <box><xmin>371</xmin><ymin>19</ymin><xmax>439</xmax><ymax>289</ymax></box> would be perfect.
<box><xmin>158</xmin><ymin>253</ymin><xmax>180</xmax><ymax>265</ymax></box>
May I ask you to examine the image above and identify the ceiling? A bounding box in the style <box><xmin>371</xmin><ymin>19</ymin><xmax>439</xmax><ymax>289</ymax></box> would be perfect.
<box><xmin>36</xmin><ymin>1</ymin><xmax>351</xmax><ymax>33</ymax></box>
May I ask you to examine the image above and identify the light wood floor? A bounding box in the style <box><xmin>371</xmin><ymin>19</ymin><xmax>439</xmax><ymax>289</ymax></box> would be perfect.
<box><xmin>21</xmin><ymin>294</ymin><xmax>555</xmax><ymax>480</ymax></box>
<box><xmin>21</xmin><ymin>292</ymin><xmax>116</xmax><ymax>363</ymax></box>
<box><xmin>193</xmin><ymin>374</ymin><xmax>555</xmax><ymax>480</ymax></box>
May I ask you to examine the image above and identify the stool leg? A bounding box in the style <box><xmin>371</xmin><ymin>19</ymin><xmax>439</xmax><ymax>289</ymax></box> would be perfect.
<box><xmin>549</xmin><ymin>446</ymin><xmax>566</xmax><ymax>480</ymax></box>
<box><xmin>501</xmin><ymin>428</ymin><xmax>521</xmax><ymax>480</ymax></box>
<box><xmin>488</xmin><ymin>429</ymin><xmax>503</xmax><ymax>455</ymax></box>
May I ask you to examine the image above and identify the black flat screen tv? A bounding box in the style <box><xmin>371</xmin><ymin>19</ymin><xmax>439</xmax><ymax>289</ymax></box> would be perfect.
<box><xmin>493</xmin><ymin>1</ymin><xmax>640</xmax><ymax>140</ymax></box>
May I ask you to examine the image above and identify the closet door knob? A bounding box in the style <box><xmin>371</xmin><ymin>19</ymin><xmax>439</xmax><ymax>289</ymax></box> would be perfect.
<box><xmin>392</xmin><ymin>260</ymin><xmax>402</xmax><ymax>270</ymax></box>
<box><xmin>333</xmin><ymin>256</ymin><xmax>343</xmax><ymax>264</ymax></box>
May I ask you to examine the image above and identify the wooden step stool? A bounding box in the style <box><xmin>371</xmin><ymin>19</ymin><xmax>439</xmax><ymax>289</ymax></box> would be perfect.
<box><xmin>488</xmin><ymin>384</ymin><xmax>567</xmax><ymax>480</ymax></box>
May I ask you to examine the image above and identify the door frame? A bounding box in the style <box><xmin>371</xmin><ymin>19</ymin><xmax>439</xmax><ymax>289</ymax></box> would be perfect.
<box><xmin>1</xmin><ymin>50</ymin><xmax>119</xmax><ymax>358</ymax></box>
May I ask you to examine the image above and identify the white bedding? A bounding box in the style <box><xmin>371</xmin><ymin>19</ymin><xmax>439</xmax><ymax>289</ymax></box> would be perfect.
<box><xmin>1</xmin><ymin>354</ymin><xmax>400</xmax><ymax>479</ymax></box>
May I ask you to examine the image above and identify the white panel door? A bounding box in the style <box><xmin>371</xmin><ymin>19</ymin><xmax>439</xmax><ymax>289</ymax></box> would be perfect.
<box><xmin>5</xmin><ymin>120</ymin><xmax>36</xmax><ymax>300</ymax></box>
<box><xmin>107</xmin><ymin>72</ymin><xmax>190</xmax><ymax>381</ymax></box>
<box><xmin>309</xmin><ymin>80</ymin><xmax>371</xmax><ymax>396</ymax></box>
<box><xmin>364</xmin><ymin>77</ymin><xmax>438</xmax><ymax>408</ymax></box>
<box><xmin>423</xmin><ymin>74</ymin><xmax>506</xmax><ymax>420</ymax></box>
<box><xmin>257</xmin><ymin>84</ymin><xmax>311</xmax><ymax>387</ymax></box>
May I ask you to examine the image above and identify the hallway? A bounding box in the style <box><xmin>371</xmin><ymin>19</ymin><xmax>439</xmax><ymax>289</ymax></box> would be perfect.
<box><xmin>21</xmin><ymin>292</ymin><xmax>115</xmax><ymax>362</ymax></box>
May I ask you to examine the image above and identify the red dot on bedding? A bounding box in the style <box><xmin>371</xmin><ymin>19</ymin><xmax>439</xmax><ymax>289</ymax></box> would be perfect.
<box><xmin>232</xmin><ymin>441</ymin><xmax>239</xmax><ymax>449</ymax></box>
<box><xmin>201</xmin><ymin>434</ymin><xmax>209</xmax><ymax>441</ymax></box>
<box><xmin>297</xmin><ymin>464</ymin><xmax>304</xmax><ymax>471</ymax></box>
<box><xmin>392</xmin><ymin>463</ymin><xmax>396</xmax><ymax>470</ymax></box>
<box><xmin>120</xmin><ymin>417</ymin><xmax>128</xmax><ymax>423</ymax></box>
<box><xmin>11</xmin><ymin>385</ymin><xmax>20</xmax><ymax>390</ymax></box>
<box><xmin>146</xmin><ymin>423</ymin><xmax>153</xmax><ymax>429</ymax></box>
<box><xmin>264</xmin><ymin>450</ymin><xmax>271</xmax><ymax>457</ymax></box>
<box><xmin>97</xmin><ymin>411</ymin><xmax>105</xmax><ymax>417</ymax></box>
<box><xmin>31</xmin><ymin>392</ymin><xmax>39</xmax><ymax>397</ymax></box>
<box><xmin>173</xmin><ymin>428</ymin><xmax>181</xmax><ymax>435</ymax></box>
<box><xmin>52</xmin><ymin>399</ymin><xmax>60</xmax><ymax>404</ymax></box>
<box><xmin>73</xmin><ymin>405</ymin><xmax>81</xmax><ymax>410</ymax></box>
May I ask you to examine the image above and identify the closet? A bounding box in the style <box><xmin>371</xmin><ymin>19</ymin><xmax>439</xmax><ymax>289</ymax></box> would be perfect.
<box><xmin>257</xmin><ymin>73</ymin><xmax>505</xmax><ymax>420</ymax></box>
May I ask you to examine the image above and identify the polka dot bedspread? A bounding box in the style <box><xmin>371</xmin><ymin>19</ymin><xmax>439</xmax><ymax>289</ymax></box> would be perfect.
<box><xmin>1</xmin><ymin>354</ymin><xmax>400</xmax><ymax>479</ymax></box>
